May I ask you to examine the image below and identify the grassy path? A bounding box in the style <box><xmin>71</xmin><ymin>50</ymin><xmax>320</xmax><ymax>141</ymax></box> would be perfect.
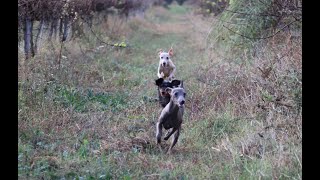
<box><xmin>18</xmin><ymin>4</ymin><xmax>301</xmax><ymax>179</ymax></box>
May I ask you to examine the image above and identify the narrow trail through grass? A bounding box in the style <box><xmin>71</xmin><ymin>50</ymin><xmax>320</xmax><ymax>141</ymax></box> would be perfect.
<box><xmin>18</xmin><ymin>4</ymin><xmax>301</xmax><ymax>179</ymax></box>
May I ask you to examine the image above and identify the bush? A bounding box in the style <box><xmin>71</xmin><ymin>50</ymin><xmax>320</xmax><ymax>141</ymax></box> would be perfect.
<box><xmin>195</xmin><ymin>0</ymin><xmax>229</xmax><ymax>16</ymax></box>
<box><xmin>208</xmin><ymin>0</ymin><xmax>302</xmax><ymax>55</ymax></box>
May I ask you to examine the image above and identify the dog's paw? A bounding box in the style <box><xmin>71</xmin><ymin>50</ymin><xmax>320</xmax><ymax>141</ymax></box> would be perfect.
<box><xmin>156</xmin><ymin>137</ymin><xmax>161</xmax><ymax>144</ymax></box>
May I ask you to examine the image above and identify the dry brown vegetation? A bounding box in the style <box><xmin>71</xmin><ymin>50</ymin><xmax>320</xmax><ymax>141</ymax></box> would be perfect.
<box><xmin>18</xmin><ymin>2</ymin><xmax>301</xmax><ymax>179</ymax></box>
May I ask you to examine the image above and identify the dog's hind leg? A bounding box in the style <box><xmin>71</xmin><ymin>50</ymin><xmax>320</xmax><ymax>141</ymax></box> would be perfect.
<box><xmin>164</xmin><ymin>128</ymin><xmax>177</xmax><ymax>141</ymax></box>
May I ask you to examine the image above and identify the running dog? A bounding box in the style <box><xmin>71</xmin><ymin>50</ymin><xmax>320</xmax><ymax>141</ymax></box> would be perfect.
<box><xmin>157</xmin><ymin>48</ymin><xmax>176</xmax><ymax>81</ymax></box>
<box><xmin>156</xmin><ymin>86</ymin><xmax>186</xmax><ymax>153</ymax></box>
<box><xmin>155</xmin><ymin>78</ymin><xmax>182</xmax><ymax>108</ymax></box>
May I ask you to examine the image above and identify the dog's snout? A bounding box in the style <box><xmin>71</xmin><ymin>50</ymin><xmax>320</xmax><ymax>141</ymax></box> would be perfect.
<box><xmin>163</xmin><ymin>62</ymin><xmax>166</xmax><ymax>66</ymax></box>
<box><xmin>180</xmin><ymin>100</ymin><xmax>185</xmax><ymax>105</ymax></box>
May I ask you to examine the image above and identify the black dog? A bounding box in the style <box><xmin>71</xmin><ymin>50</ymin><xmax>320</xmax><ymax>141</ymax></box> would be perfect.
<box><xmin>155</xmin><ymin>78</ymin><xmax>182</xmax><ymax>108</ymax></box>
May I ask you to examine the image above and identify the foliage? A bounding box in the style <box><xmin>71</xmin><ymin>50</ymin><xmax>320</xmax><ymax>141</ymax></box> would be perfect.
<box><xmin>207</xmin><ymin>0</ymin><xmax>302</xmax><ymax>55</ymax></box>
<box><xmin>18</xmin><ymin>3</ymin><xmax>301</xmax><ymax>179</ymax></box>
<box><xmin>195</xmin><ymin>0</ymin><xmax>229</xmax><ymax>16</ymax></box>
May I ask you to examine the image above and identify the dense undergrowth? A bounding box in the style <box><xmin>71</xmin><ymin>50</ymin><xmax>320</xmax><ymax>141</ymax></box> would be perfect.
<box><xmin>18</xmin><ymin>2</ymin><xmax>301</xmax><ymax>179</ymax></box>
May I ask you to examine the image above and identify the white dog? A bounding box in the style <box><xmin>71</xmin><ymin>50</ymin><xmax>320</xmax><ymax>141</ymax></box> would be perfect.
<box><xmin>157</xmin><ymin>48</ymin><xmax>176</xmax><ymax>81</ymax></box>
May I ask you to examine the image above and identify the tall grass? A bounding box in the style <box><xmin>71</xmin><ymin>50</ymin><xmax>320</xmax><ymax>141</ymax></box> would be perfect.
<box><xmin>196</xmin><ymin>0</ymin><xmax>302</xmax><ymax>178</ymax></box>
<box><xmin>209</xmin><ymin>0</ymin><xmax>301</xmax><ymax>56</ymax></box>
<box><xmin>18</xmin><ymin>3</ymin><xmax>301</xmax><ymax>179</ymax></box>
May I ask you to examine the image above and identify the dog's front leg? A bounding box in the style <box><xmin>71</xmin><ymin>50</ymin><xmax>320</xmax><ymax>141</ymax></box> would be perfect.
<box><xmin>167</xmin><ymin>127</ymin><xmax>180</xmax><ymax>154</ymax></box>
<box><xmin>158</xmin><ymin>65</ymin><xmax>164</xmax><ymax>78</ymax></box>
<box><xmin>169</xmin><ymin>65</ymin><xmax>176</xmax><ymax>80</ymax></box>
<box><xmin>156</xmin><ymin>122</ymin><xmax>162</xmax><ymax>144</ymax></box>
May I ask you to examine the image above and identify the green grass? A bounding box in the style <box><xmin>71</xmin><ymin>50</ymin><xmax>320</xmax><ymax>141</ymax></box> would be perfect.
<box><xmin>168</xmin><ymin>4</ymin><xmax>190</xmax><ymax>15</ymax></box>
<box><xmin>18</xmin><ymin>4</ymin><xmax>301</xmax><ymax>180</ymax></box>
<box><xmin>54</xmin><ymin>86</ymin><xmax>128</xmax><ymax>112</ymax></box>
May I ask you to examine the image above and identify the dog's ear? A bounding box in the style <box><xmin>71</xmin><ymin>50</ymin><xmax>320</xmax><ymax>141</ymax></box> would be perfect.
<box><xmin>158</xmin><ymin>49</ymin><xmax>163</xmax><ymax>56</ymax></box>
<box><xmin>165</xmin><ymin>87</ymin><xmax>173</xmax><ymax>94</ymax></box>
<box><xmin>155</xmin><ymin>78</ymin><xmax>164</xmax><ymax>86</ymax></box>
<box><xmin>171</xmin><ymin>80</ymin><xmax>181</xmax><ymax>87</ymax></box>
<box><xmin>168</xmin><ymin>48</ymin><xmax>173</xmax><ymax>56</ymax></box>
<box><xmin>180</xmin><ymin>80</ymin><xmax>184</xmax><ymax>88</ymax></box>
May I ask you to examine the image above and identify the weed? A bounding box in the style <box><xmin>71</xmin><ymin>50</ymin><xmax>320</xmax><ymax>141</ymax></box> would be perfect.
<box><xmin>18</xmin><ymin>4</ymin><xmax>301</xmax><ymax>179</ymax></box>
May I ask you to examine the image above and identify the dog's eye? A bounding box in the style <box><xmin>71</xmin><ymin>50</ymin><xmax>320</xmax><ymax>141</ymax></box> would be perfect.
<box><xmin>174</xmin><ymin>92</ymin><xmax>178</xmax><ymax>97</ymax></box>
<box><xmin>161</xmin><ymin>57</ymin><xmax>163</xmax><ymax>59</ymax></box>
<box><xmin>166</xmin><ymin>57</ymin><xmax>169</xmax><ymax>60</ymax></box>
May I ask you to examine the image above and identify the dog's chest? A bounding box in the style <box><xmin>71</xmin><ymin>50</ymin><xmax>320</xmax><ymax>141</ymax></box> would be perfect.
<box><xmin>161</xmin><ymin>66</ymin><xmax>173</xmax><ymax>77</ymax></box>
<box><xmin>162</xmin><ymin>111</ymin><xmax>183</xmax><ymax>130</ymax></box>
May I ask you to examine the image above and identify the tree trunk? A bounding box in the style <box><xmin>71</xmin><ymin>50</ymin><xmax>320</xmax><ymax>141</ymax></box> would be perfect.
<box><xmin>49</xmin><ymin>19</ymin><xmax>57</xmax><ymax>41</ymax></box>
<box><xmin>18</xmin><ymin>16</ymin><xmax>23</xmax><ymax>46</ymax></box>
<box><xmin>88</xmin><ymin>15</ymin><xmax>93</xmax><ymax>28</ymax></box>
<box><xmin>24</xmin><ymin>17</ymin><xmax>32</xmax><ymax>59</ymax></box>
<box><xmin>30</xmin><ymin>21</ymin><xmax>35</xmax><ymax>57</ymax></box>
<box><xmin>34</xmin><ymin>19</ymin><xmax>44</xmax><ymax>54</ymax></box>
<box><xmin>49</xmin><ymin>23</ymin><xmax>52</xmax><ymax>41</ymax></box>
<box><xmin>53</xmin><ymin>19</ymin><xmax>58</xmax><ymax>41</ymax></box>
<box><xmin>62</xmin><ymin>17</ymin><xmax>69</xmax><ymax>42</ymax></box>
<box><xmin>59</xmin><ymin>18</ymin><xmax>63</xmax><ymax>41</ymax></box>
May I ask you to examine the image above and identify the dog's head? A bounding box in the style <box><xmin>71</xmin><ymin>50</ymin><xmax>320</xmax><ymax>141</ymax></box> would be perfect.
<box><xmin>155</xmin><ymin>78</ymin><xmax>181</xmax><ymax>97</ymax></box>
<box><xmin>158</xmin><ymin>48</ymin><xmax>173</xmax><ymax>67</ymax></box>
<box><xmin>165</xmin><ymin>87</ymin><xmax>186</xmax><ymax>108</ymax></box>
